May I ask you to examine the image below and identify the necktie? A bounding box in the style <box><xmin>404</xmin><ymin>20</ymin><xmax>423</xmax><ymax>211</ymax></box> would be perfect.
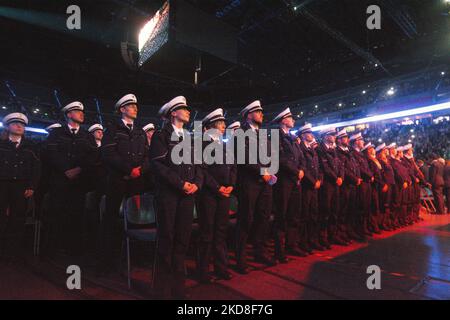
<box><xmin>71</xmin><ymin>128</ymin><xmax>77</xmax><ymax>135</ymax></box>
<box><xmin>126</xmin><ymin>124</ymin><xmax>133</xmax><ymax>131</ymax></box>
<box><xmin>12</xmin><ymin>141</ymin><xmax>19</xmax><ymax>148</ymax></box>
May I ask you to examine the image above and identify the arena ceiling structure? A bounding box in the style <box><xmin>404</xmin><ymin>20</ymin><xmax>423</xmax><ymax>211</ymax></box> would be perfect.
<box><xmin>0</xmin><ymin>0</ymin><xmax>449</xmax><ymax>114</ymax></box>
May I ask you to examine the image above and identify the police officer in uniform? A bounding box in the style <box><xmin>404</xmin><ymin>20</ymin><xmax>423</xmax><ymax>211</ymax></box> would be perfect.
<box><xmin>46</xmin><ymin>102</ymin><xmax>94</xmax><ymax>256</ymax></box>
<box><xmin>271</xmin><ymin>108</ymin><xmax>306</xmax><ymax>261</ymax></box>
<box><xmin>297</xmin><ymin>124</ymin><xmax>323</xmax><ymax>251</ymax></box>
<box><xmin>364</xmin><ymin>143</ymin><xmax>382</xmax><ymax>234</ymax></box>
<box><xmin>350</xmin><ymin>133</ymin><xmax>373</xmax><ymax>239</ymax></box>
<box><xmin>388</xmin><ymin>144</ymin><xmax>411</xmax><ymax>227</ymax></box>
<box><xmin>143</xmin><ymin>123</ymin><xmax>156</xmax><ymax>146</ymax></box>
<box><xmin>336</xmin><ymin>129</ymin><xmax>364</xmax><ymax>242</ymax></box>
<box><xmin>142</xmin><ymin>123</ymin><xmax>156</xmax><ymax>193</ymax></box>
<box><xmin>402</xmin><ymin>144</ymin><xmax>424</xmax><ymax>223</ymax></box>
<box><xmin>197</xmin><ymin>108</ymin><xmax>236</xmax><ymax>283</ymax></box>
<box><xmin>235</xmin><ymin>100</ymin><xmax>275</xmax><ymax>274</ymax></box>
<box><xmin>0</xmin><ymin>113</ymin><xmax>40</xmax><ymax>261</ymax></box>
<box><xmin>317</xmin><ymin>127</ymin><xmax>346</xmax><ymax>246</ymax></box>
<box><xmin>150</xmin><ymin>96</ymin><xmax>203</xmax><ymax>299</ymax></box>
<box><xmin>396</xmin><ymin>146</ymin><xmax>415</xmax><ymax>225</ymax></box>
<box><xmin>376</xmin><ymin>144</ymin><xmax>395</xmax><ymax>230</ymax></box>
<box><xmin>34</xmin><ymin>123</ymin><xmax>62</xmax><ymax>231</ymax></box>
<box><xmin>85</xmin><ymin>124</ymin><xmax>106</xmax><ymax>253</ymax></box>
<box><xmin>226</xmin><ymin>121</ymin><xmax>241</xmax><ymax>134</ymax></box>
<box><xmin>99</xmin><ymin>94</ymin><xmax>149</xmax><ymax>274</ymax></box>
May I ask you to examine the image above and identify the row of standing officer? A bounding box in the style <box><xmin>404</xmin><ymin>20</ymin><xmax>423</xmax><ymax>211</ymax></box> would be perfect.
<box><xmin>0</xmin><ymin>96</ymin><xmax>425</xmax><ymax>299</ymax></box>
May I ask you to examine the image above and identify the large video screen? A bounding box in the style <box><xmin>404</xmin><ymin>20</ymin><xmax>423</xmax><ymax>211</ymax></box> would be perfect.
<box><xmin>138</xmin><ymin>1</ymin><xmax>170</xmax><ymax>67</ymax></box>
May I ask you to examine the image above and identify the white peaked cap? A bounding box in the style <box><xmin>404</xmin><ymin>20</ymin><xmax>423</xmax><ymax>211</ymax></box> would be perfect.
<box><xmin>62</xmin><ymin>101</ymin><xmax>84</xmax><ymax>114</ymax></box>
<box><xmin>115</xmin><ymin>93</ymin><xmax>137</xmax><ymax>110</ymax></box>
<box><xmin>240</xmin><ymin>100</ymin><xmax>263</xmax><ymax>118</ymax></box>
<box><xmin>88</xmin><ymin>124</ymin><xmax>104</xmax><ymax>133</ymax></box>
<box><xmin>2</xmin><ymin>112</ymin><xmax>28</xmax><ymax>126</ymax></box>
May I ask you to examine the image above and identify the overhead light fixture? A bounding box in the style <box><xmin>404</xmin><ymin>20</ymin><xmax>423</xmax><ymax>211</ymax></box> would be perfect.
<box><xmin>387</xmin><ymin>87</ymin><xmax>395</xmax><ymax>96</ymax></box>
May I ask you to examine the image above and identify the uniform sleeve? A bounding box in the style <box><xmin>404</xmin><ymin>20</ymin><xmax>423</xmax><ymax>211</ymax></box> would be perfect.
<box><xmin>278</xmin><ymin>138</ymin><xmax>299</xmax><ymax>178</ymax></box>
<box><xmin>243</xmin><ymin>142</ymin><xmax>263</xmax><ymax>175</ymax></box>
<box><xmin>299</xmin><ymin>145</ymin><xmax>315</xmax><ymax>185</ymax></box>
<box><xmin>149</xmin><ymin>131</ymin><xmax>185</xmax><ymax>191</ymax></box>
<box><xmin>392</xmin><ymin>162</ymin><xmax>407</xmax><ymax>184</ymax></box>
<box><xmin>101</xmin><ymin>126</ymin><xmax>133</xmax><ymax>175</ymax></box>
<box><xmin>318</xmin><ymin>150</ymin><xmax>338</xmax><ymax>182</ymax></box>
<box><xmin>79</xmin><ymin>136</ymin><xmax>97</xmax><ymax>170</ymax></box>
<box><xmin>193</xmin><ymin>164</ymin><xmax>204</xmax><ymax>190</ymax></box>
<box><xmin>46</xmin><ymin>130</ymin><xmax>72</xmax><ymax>173</ymax></box>
<box><xmin>203</xmin><ymin>168</ymin><xmax>220</xmax><ymax>192</ymax></box>
<box><xmin>358</xmin><ymin>156</ymin><xmax>373</xmax><ymax>180</ymax></box>
<box><xmin>303</xmin><ymin>167</ymin><xmax>317</xmax><ymax>185</ymax></box>
<box><xmin>340</xmin><ymin>154</ymin><xmax>359</xmax><ymax>185</ymax></box>
<box><xmin>370</xmin><ymin>161</ymin><xmax>383</xmax><ymax>185</ymax></box>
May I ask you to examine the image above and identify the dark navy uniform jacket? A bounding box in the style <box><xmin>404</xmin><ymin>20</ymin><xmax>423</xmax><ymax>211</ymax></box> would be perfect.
<box><xmin>367</xmin><ymin>157</ymin><xmax>385</xmax><ymax>187</ymax></box>
<box><xmin>278</xmin><ymin>129</ymin><xmax>305</xmax><ymax>184</ymax></box>
<box><xmin>380</xmin><ymin>159</ymin><xmax>395</xmax><ymax>185</ymax></box>
<box><xmin>390</xmin><ymin>157</ymin><xmax>411</xmax><ymax>185</ymax></box>
<box><xmin>317</xmin><ymin>142</ymin><xmax>344</xmax><ymax>184</ymax></box>
<box><xmin>201</xmin><ymin>139</ymin><xmax>237</xmax><ymax>194</ymax></box>
<box><xmin>352</xmin><ymin>148</ymin><xmax>373</xmax><ymax>183</ymax></box>
<box><xmin>237</xmin><ymin>122</ymin><xmax>273</xmax><ymax>185</ymax></box>
<box><xmin>402</xmin><ymin>157</ymin><xmax>424</xmax><ymax>183</ymax></box>
<box><xmin>46</xmin><ymin>124</ymin><xmax>94</xmax><ymax>178</ymax></box>
<box><xmin>102</xmin><ymin>120</ymin><xmax>149</xmax><ymax>178</ymax></box>
<box><xmin>0</xmin><ymin>138</ymin><xmax>41</xmax><ymax>190</ymax></box>
<box><xmin>149</xmin><ymin>122</ymin><xmax>203</xmax><ymax>192</ymax></box>
<box><xmin>337</xmin><ymin>146</ymin><xmax>361</xmax><ymax>186</ymax></box>
<box><xmin>299</xmin><ymin>141</ymin><xmax>322</xmax><ymax>188</ymax></box>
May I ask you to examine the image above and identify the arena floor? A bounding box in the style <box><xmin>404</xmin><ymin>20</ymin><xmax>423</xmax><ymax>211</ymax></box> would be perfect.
<box><xmin>1</xmin><ymin>212</ymin><xmax>449</xmax><ymax>300</ymax></box>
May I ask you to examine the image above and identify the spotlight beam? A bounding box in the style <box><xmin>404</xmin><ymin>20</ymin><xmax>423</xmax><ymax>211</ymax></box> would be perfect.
<box><xmin>310</xmin><ymin>100</ymin><xmax>450</xmax><ymax>132</ymax></box>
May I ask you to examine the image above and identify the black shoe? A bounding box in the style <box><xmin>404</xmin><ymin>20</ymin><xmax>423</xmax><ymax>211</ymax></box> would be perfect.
<box><xmin>254</xmin><ymin>255</ymin><xmax>277</xmax><ymax>266</ymax></box>
<box><xmin>215</xmin><ymin>270</ymin><xmax>232</xmax><ymax>280</ymax></box>
<box><xmin>236</xmin><ymin>264</ymin><xmax>250</xmax><ymax>275</ymax></box>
